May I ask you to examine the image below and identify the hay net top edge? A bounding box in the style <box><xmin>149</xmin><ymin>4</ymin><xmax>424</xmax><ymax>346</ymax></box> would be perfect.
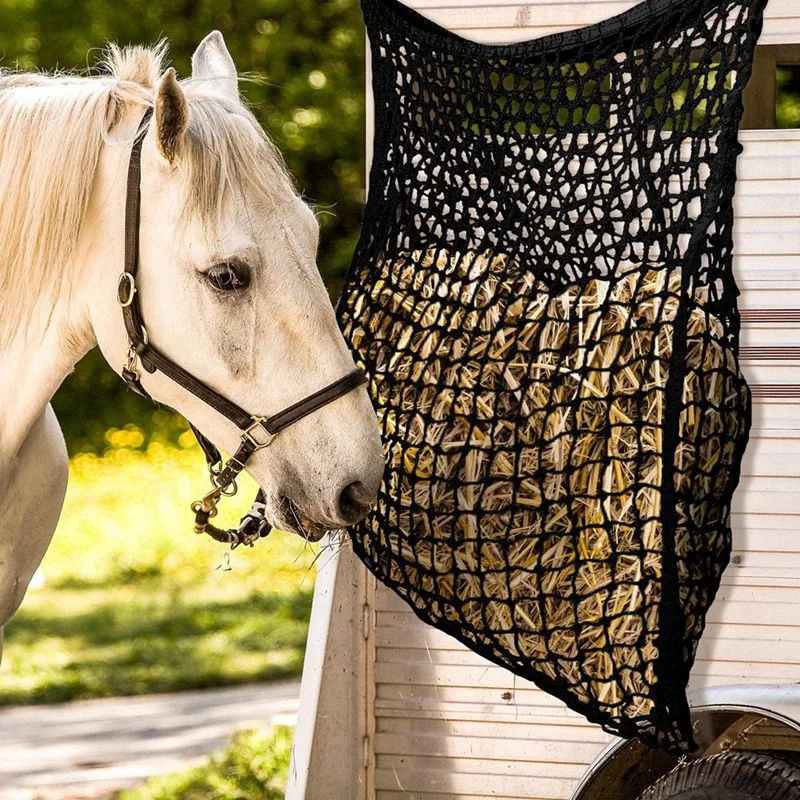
<box><xmin>338</xmin><ymin>0</ymin><xmax>766</xmax><ymax>752</ymax></box>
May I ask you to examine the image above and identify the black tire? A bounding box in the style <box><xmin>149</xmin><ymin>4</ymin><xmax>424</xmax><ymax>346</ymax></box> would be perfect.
<box><xmin>636</xmin><ymin>751</ymin><xmax>800</xmax><ymax>800</ymax></box>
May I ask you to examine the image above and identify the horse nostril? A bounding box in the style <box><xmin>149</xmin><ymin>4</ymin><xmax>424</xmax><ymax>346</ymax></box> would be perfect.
<box><xmin>337</xmin><ymin>481</ymin><xmax>373</xmax><ymax>524</ymax></box>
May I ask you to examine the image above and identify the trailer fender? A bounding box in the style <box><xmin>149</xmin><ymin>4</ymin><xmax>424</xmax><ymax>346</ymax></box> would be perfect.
<box><xmin>572</xmin><ymin>684</ymin><xmax>800</xmax><ymax>800</ymax></box>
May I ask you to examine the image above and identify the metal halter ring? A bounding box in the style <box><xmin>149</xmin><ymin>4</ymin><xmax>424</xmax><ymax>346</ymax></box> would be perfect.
<box><xmin>242</xmin><ymin>417</ymin><xmax>277</xmax><ymax>449</ymax></box>
<box><xmin>216</xmin><ymin>476</ymin><xmax>239</xmax><ymax>497</ymax></box>
<box><xmin>117</xmin><ymin>273</ymin><xmax>136</xmax><ymax>307</ymax></box>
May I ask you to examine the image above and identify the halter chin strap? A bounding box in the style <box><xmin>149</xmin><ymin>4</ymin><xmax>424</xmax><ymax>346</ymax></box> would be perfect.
<box><xmin>117</xmin><ymin>108</ymin><xmax>368</xmax><ymax>547</ymax></box>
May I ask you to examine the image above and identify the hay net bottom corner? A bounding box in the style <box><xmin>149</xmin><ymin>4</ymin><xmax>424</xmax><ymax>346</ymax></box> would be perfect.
<box><xmin>338</xmin><ymin>0</ymin><xmax>765</xmax><ymax>753</ymax></box>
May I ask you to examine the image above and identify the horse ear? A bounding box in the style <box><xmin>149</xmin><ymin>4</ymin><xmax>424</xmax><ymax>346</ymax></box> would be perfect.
<box><xmin>154</xmin><ymin>67</ymin><xmax>188</xmax><ymax>165</ymax></box>
<box><xmin>191</xmin><ymin>31</ymin><xmax>238</xmax><ymax>102</ymax></box>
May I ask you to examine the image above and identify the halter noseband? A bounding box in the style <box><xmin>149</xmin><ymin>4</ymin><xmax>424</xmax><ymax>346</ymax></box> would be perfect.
<box><xmin>117</xmin><ymin>108</ymin><xmax>367</xmax><ymax>547</ymax></box>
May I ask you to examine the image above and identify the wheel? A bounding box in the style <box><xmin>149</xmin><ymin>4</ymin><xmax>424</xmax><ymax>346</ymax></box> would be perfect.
<box><xmin>636</xmin><ymin>751</ymin><xmax>800</xmax><ymax>800</ymax></box>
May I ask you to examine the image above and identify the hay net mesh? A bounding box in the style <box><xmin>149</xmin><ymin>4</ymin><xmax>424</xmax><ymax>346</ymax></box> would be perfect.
<box><xmin>338</xmin><ymin>0</ymin><xmax>766</xmax><ymax>752</ymax></box>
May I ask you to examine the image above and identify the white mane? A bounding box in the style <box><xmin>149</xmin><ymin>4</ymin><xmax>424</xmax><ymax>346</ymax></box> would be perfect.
<box><xmin>0</xmin><ymin>43</ymin><xmax>296</xmax><ymax>346</ymax></box>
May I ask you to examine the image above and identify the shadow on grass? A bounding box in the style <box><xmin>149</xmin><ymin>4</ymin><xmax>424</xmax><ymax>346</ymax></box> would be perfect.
<box><xmin>0</xmin><ymin>587</ymin><xmax>313</xmax><ymax>706</ymax></box>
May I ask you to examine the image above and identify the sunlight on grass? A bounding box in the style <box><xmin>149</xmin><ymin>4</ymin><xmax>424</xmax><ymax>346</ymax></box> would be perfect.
<box><xmin>118</xmin><ymin>726</ymin><xmax>293</xmax><ymax>800</ymax></box>
<box><xmin>44</xmin><ymin>441</ymin><xmax>318</xmax><ymax>589</ymax></box>
<box><xmin>0</xmin><ymin>443</ymin><xmax>319</xmax><ymax>705</ymax></box>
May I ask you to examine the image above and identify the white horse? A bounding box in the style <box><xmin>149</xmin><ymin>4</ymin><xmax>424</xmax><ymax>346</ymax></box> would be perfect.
<box><xmin>0</xmin><ymin>33</ymin><xmax>384</xmax><ymax>659</ymax></box>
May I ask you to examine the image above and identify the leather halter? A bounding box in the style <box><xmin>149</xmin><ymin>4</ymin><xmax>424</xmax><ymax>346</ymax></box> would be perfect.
<box><xmin>117</xmin><ymin>108</ymin><xmax>368</xmax><ymax>546</ymax></box>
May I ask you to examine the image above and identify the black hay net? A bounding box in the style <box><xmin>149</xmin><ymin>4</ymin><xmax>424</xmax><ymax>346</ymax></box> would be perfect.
<box><xmin>338</xmin><ymin>0</ymin><xmax>766</xmax><ymax>752</ymax></box>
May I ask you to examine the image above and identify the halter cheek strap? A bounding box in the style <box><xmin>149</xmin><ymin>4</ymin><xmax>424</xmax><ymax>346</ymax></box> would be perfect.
<box><xmin>117</xmin><ymin>108</ymin><xmax>368</xmax><ymax>546</ymax></box>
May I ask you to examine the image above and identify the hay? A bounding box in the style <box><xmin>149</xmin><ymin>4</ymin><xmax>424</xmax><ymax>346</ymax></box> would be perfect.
<box><xmin>343</xmin><ymin>248</ymin><xmax>748</xmax><ymax>722</ymax></box>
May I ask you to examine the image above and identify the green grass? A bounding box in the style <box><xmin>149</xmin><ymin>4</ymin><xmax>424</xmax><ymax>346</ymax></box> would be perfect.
<box><xmin>0</xmin><ymin>442</ymin><xmax>318</xmax><ymax>705</ymax></box>
<box><xmin>117</xmin><ymin>726</ymin><xmax>293</xmax><ymax>800</ymax></box>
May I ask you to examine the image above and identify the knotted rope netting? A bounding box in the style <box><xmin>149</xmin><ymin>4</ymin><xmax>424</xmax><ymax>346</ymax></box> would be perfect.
<box><xmin>337</xmin><ymin>0</ymin><xmax>766</xmax><ymax>751</ymax></box>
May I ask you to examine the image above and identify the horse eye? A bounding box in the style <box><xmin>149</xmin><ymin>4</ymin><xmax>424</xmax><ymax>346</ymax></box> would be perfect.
<box><xmin>207</xmin><ymin>262</ymin><xmax>250</xmax><ymax>292</ymax></box>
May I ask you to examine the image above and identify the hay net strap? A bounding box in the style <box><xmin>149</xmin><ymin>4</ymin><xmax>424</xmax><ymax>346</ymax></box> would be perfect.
<box><xmin>339</xmin><ymin>0</ymin><xmax>766</xmax><ymax>752</ymax></box>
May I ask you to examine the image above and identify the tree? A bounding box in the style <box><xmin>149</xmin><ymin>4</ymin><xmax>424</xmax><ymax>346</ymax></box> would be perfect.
<box><xmin>0</xmin><ymin>0</ymin><xmax>366</xmax><ymax>452</ymax></box>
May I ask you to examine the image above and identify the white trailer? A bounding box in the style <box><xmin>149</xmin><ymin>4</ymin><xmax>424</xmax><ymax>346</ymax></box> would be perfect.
<box><xmin>288</xmin><ymin>2</ymin><xmax>800</xmax><ymax>797</ymax></box>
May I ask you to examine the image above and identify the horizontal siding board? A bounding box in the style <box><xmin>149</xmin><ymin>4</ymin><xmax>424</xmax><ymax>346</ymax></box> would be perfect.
<box><xmin>739</xmin><ymin>289</ymin><xmax>800</xmax><ymax>309</ymax></box>
<box><xmin>442</xmin><ymin>26</ymin><xmax>800</xmax><ymax>47</ymax></box>
<box><xmin>374</xmin><ymin>652</ymin><xmax>800</xmax><ymax>691</ymax></box>
<box><xmin>374</xmin><ymin>688</ymin><xmax>775</xmax><ymax>727</ymax></box>
<box><xmin>376</xmin><ymin>753</ymin><xmax>587</xmax><ymax>778</ymax></box>
<box><xmin>376</xmin><ymin>611</ymin><xmax>800</xmax><ymax>642</ymax></box>
<box><xmin>733</xmin><ymin>487</ymin><xmax>800</xmax><ymax>514</ymax></box>
<box><xmin>376</xmin><ymin>794</ymin><xmax>547</xmax><ymax>800</ymax></box>
<box><xmin>737</xmin><ymin>444</ymin><xmax>800</xmax><ymax>478</ymax></box>
<box><xmin>409</xmin><ymin>0</ymin><xmax>793</xmax><ymax>12</ymax></box>
<box><xmin>376</xmin><ymin>601</ymin><xmax>800</xmax><ymax>635</ymax></box>
<box><xmin>400</xmin><ymin>1</ymin><xmax>800</xmax><ymax>46</ymax></box>
<box><xmin>375</xmin><ymin>617</ymin><xmax>800</xmax><ymax>658</ymax></box>
<box><xmin>376</xmin><ymin>605</ymin><xmax>800</xmax><ymax>660</ymax></box>
<box><xmin>375</xmin><ymin>764</ymin><xmax>577</xmax><ymax>797</ymax></box>
<box><xmin>376</xmin><ymin>704</ymin><xmax>606</xmax><ymax>729</ymax></box>
<box><xmin>373</xmin><ymin>552</ymin><xmax>800</xmax><ymax>617</ymax></box>
<box><xmin>748</xmin><ymin>424</ymin><xmax>800</xmax><ymax>439</ymax></box>
<box><xmin>735</xmin><ymin>195</ymin><xmax>800</xmax><ymax>216</ymax></box>
<box><xmin>735</xmin><ymin>231</ymin><xmax>800</xmax><ymax>255</ymax></box>
<box><xmin>689</xmin><ymin>662</ymin><xmax>800</xmax><ymax>683</ymax></box>
<box><xmin>375</xmin><ymin>715</ymin><xmax>609</xmax><ymax>743</ymax></box>
<box><xmin>737</xmin><ymin>267</ymin><xmax>800</xmax><ymax>288</ymax></box>
<box><xmin>737</xmin><ymin>156</ymin><xmax>800</xmax><ymax>181</ymax></box>
<box><xmin>739</xmin><ymin>132</ymin><xmax>800</xmax><ymax>149</ymax></box>
<box><xmin>375</xmin><ymin>682</ymin><xmax>550</xmax><ymax>708</ymax></box>
<box><xmin>731</xmin><ymin>536</ymin><xmax>800</xmax><ymax>558</ymax></box>
<box><xmin>724</xmin><ymin>552</ymin><xmax>800</xmax><ymax>571</ymax></box>
<box><xmin>376</xmin><ymin>705</ymin><xmax>596</xmax><ymax>729</ymax></box>
<box><xmin>716</xmin><ymin>572</ymin><xmax>800</xmax><ymax>591</ymax></box>
<box><xmin>373</xmin><ymin>661</ymin><xmax>794</xmax><ymax>711</ymax></box>
<box><xmin>741</xmin><ymin>329</ymin><xmax>800</xmax><ymax>348</ymax></box>
<box><xmin>734</xmin><ymin>364</ymin><xmax>800</xmax><ymax>382</ymax></box>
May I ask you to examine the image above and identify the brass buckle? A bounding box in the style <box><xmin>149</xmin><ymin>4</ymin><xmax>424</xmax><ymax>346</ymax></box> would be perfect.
<box><xmin>242</xmin><ymin>417</ymin><xmax>276</xmax><ymax>450</ymax></box>
<box><xmin>117</xmin><ymin>273</ymin><xmax>136</xmax><ymax>307</ymax></box>
<box><xmin>191</xmin><ymin>487</ymin><xmax>222</xmax><ymax>533</ymax></box>
<box><xmin>191</xmin><ymin>462</ymin><xmax>239</xmax><ymax>534</ymax></box>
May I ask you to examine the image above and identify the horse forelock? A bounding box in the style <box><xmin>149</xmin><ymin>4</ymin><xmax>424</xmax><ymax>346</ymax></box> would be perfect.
<box><xmin>0</xmin><ymin>41</ymin><xmax>295</xmax><ymax>347</ymax></box>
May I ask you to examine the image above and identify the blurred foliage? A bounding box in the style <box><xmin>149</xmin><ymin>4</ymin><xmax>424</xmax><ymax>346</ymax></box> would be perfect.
<box><xmin>118</xmin><ymin>725</ymin><xmax>293</xmax><ymax>800</ymax></box>
<box><xmin>0</xmin><ymin>444</ymin><xmax>322</xmax><ymax>704</ymax></box>
<box><xmin>777</xmin><ymin>65</ymin><xmax>800</xmax><ymax>129</ymax></box>
<box><xmin>0</xmin><ymin>0</ymin><xmax>365</xmax><ymax>453</ymax></box>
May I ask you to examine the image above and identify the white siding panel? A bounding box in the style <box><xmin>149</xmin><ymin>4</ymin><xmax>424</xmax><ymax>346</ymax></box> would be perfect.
<box><xmin>752</xmin><ymin>400</ymin><xmax>800</xmax><ymax>425</ymax></box>
<box><xmin>374</xmin><ymin>770</ymin><xmax>576</xmax><ymax>800</ymax></box>
<box><xmin>370</xmin><ymin>4</ymin><xmax>800</xmax><ymax>800</ymax></box>
<box><xmin>401</xmin><ymin>0</ymin><xmax>800</xmax><ymax>46</ymax></box>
